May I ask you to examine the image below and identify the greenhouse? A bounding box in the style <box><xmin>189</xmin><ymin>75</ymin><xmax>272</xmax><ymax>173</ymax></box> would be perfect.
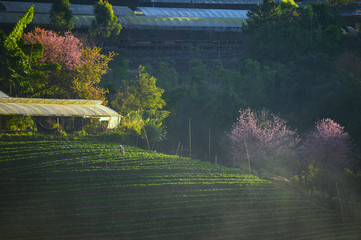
<box><xmin>0</xmin><ymin>1</ymin><xmax>136</xmax><ymax>28</ymax></box>
<box><xmin>136</xmin><ymin>7</ymin><xmax>249</xmax><ymax>18</ymax></box>
<box><xmin>118</xmin><ymin>16</ymin><xmax>245</xmax><ymax>31</ymax></box>
<box><xmin>138</xmin><ymin>0</ymin><xmax>263</xmax><ymax>4</ymax></box>
<box><xmin>0</xmin><ymin>12</ymin><xmax>94</xmax><ymax>28</ymax></box>
<box><xmin>0</xmin><ymin>92</ymin><xmax>121</xmax><ymax>132</ymax></box>
<box><xmin>0</xmin><ymin>1</ymin><xmax>247</xmax><ymax>31</ymax></box>
<box><xmin>0</xmin><ymin>1</ymin><xmax>135</xmax><ymax>16</ymax></box>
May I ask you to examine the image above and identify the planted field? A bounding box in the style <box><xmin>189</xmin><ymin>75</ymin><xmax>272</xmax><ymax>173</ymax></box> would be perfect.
<box><xmin>0</xmin><ymin>140</ymin><xmax>360</xmax><ymax>240</ymax></box>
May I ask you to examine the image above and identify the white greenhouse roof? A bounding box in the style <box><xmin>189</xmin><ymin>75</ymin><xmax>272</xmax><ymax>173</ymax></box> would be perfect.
<box><xmin>139</xmin><ymin>0</ymin><xmax>263</xmax><ymax>4</ymax></box>
<box><xmin>0</xmin><ymin>1</ymin><xmax>135</xmax><ymax>16</ymax></box>
<box><xmin>118</xmin><ymin>16</ymin><xmax>245</xmax><ymax>31</ymax></box>
<box><xmin>0</xmin><ymin>12</ymin><xmax>93</xmax><ymax>28</ymax></box>
<box><xmin>0</xmin><ymin>91</ymin><xmax>8</xmax><ymax>98</ymax></box>
<box><xmin>0</xmin><ymin>97</ymin><xmax>121</xmax><ymax>117</ymax></box>
<box><xmin>136</xmin><ymin>7</ymin><xmax>249</xmax><ymax>18</ymax></box>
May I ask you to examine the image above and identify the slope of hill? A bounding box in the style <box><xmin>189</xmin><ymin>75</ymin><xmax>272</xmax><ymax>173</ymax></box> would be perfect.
<box><xmin>0</xmin><ymin>140</ymin><xmax>360</xmax><ymax>240</ymax></box>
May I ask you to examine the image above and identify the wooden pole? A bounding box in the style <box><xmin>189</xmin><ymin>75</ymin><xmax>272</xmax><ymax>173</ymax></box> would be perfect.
<box><xmin>244</xmin><ymin>139</ymin><xmax>251</xmax><ymax>175</ymax></box>
<box><xmin>208</xmin><ymin>128</ymin><xmax>211</xmax><ymax>162</ymax></box>
<box><xmin>176</xmin><ymin>142</ymin><xmax>180</xmax><ymax>156</ymax></box>
<box><xmin>215</xmin><ymin>155</ymin><xmax>217</xmax><ymax>165</ymax></box>
<box><xmin>143</xmin><ymin>127</ymin><xmax>150</xmax><ymax>150</ymax></box>
<box><xmin>189</xmin><ymin>118</ymin><xmax>192</xmax><ymax>159</ymax></box>
<box><xmin>336</xmin><ymin>182</ymin><xmax>344</xmax><ymax>218</ymax></box>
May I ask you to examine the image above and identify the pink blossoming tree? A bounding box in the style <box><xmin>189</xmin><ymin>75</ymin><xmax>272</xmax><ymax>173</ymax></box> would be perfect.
<box><xmin>23</xmin><ymin>27</ymin><xmax>82</xmax><ymax>70</ymax></box>
<box><xmin>22</xmin><ymin>27</ymin><xmax>114</xmax><ymax>101</ymax></box>
<box><xmin>229</xmin><ymin>108</ymin><xmax>299</xmax><ymax>168</ymax></box>
<box><xmin>302</xmin><ymin>118</ymin><xmax>352</xmax><ymax>172</ymax></box>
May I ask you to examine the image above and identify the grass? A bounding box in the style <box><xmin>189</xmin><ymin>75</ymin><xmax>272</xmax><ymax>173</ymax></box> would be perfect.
<box><xmin>1</xmin><ymin>140</ymin><xmax>361</xmax><ymax>240</ymax></box>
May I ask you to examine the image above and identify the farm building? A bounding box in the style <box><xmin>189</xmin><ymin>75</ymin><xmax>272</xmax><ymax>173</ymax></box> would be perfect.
<box><xmin>0</xmin><ymin>1</ymin><xmax>135</xmax><ymax>29</ymax></box>
<box><xmin>0</xmin><ymin>91</ymin><xmax>121</xmax><ymax>133</ymax></box>
<box><xmin>138</xmin><ymin>0</ymin><xmax>263</xmax><ymax>9</ymax></box>
<box><xmin>0</xmin><ymin>1</ymin><xmax>247</xmax><ymax>32</ymax></box>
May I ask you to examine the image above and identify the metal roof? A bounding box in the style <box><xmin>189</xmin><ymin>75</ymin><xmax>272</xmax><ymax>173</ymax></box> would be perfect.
<box><xmin>138</xmin><ymin>0</ymin><xmax>262</xmax><ymax>4</ymax></box>
<box><xmin>0</xmin><ymin>1</ymin><xmax>135</xmax><ymax>16</ymax></box>
<box><xmin>0</xmin><ymin>12</ymin><xmax>94</xmax><ymax>27</ymax></box>
<box><xmin>118</xmin><ymin>16</ymin><xmax>245</xmax><ymax>31</ymax></box>
<box><xmin>136</xmin><ymin>7</ymin><xmax>249</xmax><ymax>18</ymax></box>
<box><xmin>0</xmin><ymin>1</ymin><xmax>51</xmax><ymax>14</ymax></box>
<box><xmin>0</xmin><ymin>97</ymin><xmax>121</xmax><ymax>117</ymax></box>
<box><xmin>0</xmin><ymin>12</ymin><xmax>245</xmax><ymax>31</ymax></box>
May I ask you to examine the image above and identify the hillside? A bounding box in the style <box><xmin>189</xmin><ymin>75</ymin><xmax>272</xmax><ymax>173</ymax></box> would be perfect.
<box><xmin>0</xmin><ymin>140</ymin><xmax>360</xmax><ymax>240</ymax></box>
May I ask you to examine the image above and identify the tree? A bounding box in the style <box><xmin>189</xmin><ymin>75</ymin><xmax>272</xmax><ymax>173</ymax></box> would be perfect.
<box><xmin>229</xmin><ymin>108</ymin><xmax>299</xmax><ymax>168</ymax></box>
<box><xmin>23</xmin><ymin>27</ymin><xmax>83</xmax><ymax>98</ymax></box>
<box><xmin>302</xmin><ymin>118</ymin><xmax>352</xmax><ymax>172</ymax></box>
<box><xmin>244</xmin><ymin>1</ymin><xmax>345</xmax><ymax>63</ymax></box>
<box><xmin>23</xmin><ymin>27</ymin><xmax>115</xmax><ymax>100</ymax></box>
<box><xmin>73</xmin><ymin>47</ymin><xmax>116</xmax><ymax>102</ymax></box>
<box><xmin>90</xmin><ymin>0</ymin><xmax>122</xmax><ymax>39</ymax></box>
<box><xmin>244</xmin><ymin>0</ymin><xmax>300</xmax><ymax>32</ymax></box>
<box><xmin>23</xmin><ymin>27</ymin><xmax>82</xmax><ymax>71</ymax></box>
<box><xmin>50</xmin><ymin>0</ymin><xmax>74</xmax><ymax>31</ymax></box>
<box><xmin>112</xmin><ymin>65</ymin><xmax>169</xmax><ymax>125</ymax></box>
<box><xmin>0</xmin><ymin>6</ymin><xmax>48</xmax><ymax>97</ymax></box>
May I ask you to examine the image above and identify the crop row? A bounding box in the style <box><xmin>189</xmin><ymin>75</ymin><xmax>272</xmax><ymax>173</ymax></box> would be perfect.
<box><xmin>1</xmin><ymin>140</ymin><xmax>361</xmax><ymax>240</ymax></box>
<box><xmin>2</xmin><ymin>211</ymin><xmax>359</xmax><ymax>240</ymax></box>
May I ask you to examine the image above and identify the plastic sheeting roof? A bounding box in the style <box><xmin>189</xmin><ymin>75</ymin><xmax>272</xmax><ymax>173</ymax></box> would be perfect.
<box><xmin>139</xmin><ymin>0</ymin><xmax>262</xmax><ymax>4</ymax></box>
<box><xmin>118</xmin><ymin>16</ymin><xmax>245</xmax><ymax>31</ymax></box>
<box><xmin>0</xmin><ymin>97</ymin><xmax>121</xmax><ymax>117</ymax></box>
<box><xmin>0</xmin><ymin>12</ymin><xmax>93</xmax><ymax>28</ymax></box>
<box><xmin>137</xmin><ymin>7</ymin><xmax>249</xmax><ymax>18</ymax></box>
<box><xmin>0</xmin><ymin>91</ymin><xmax>8</xmax><ymax>98</ymax></box>
<box><xmin>0</xmin><ymin>12</ymin><xmax>245</xmax><ymax>31</ymax></box>
<box><xmin>0</xmin><ymin>1</ymin><xmax>51</xmax><ymax>14</ymax></box>
<box><xmin>0</xmin><ymin>1</ymin><xmax>135</xmax><ymax>16</ymax></box>
<box><xmin>0</xmin><ymin>12</ymin><xmax>51</xmax><ymax>25</ymax></box>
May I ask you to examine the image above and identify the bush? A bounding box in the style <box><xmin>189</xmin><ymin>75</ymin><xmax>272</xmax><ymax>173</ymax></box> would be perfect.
<box><xmin>3</xmin><ymin>116</ymin><xmax>35</xmax><ymax>131</ymax></box>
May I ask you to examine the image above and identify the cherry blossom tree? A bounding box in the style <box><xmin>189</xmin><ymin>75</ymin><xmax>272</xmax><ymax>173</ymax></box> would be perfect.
<box><xmin>229</xmin><ymin>108</ymin><xmax>299</xmax><ymax>168</ymax></box>
<box><xmin>302</xmin><ymin>118</ymin><xmax>352</xmax><ymax>171</ymax></box>
<box><xmin>23</xmin><ymin>27</ymin><xmax>82</xmax><ymax>70</ymax></box>
<box><xmin>22</xmin><ymin>27</ymin><xmax>115</xmax><ymax>101</ymax></box>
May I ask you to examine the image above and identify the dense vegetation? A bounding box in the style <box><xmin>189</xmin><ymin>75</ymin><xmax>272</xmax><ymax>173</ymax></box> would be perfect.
<box><xmin>1</xmin><ymin>140</ymin><xmax>361</xmax><ymax>239</ymax></box>
<box><xmin>1</xmin><ymin>1</ymin><xmax>361</xmax><ymax>234</ymax></box>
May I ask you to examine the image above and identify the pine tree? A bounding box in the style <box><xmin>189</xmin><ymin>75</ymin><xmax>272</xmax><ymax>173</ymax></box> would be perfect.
<box><xmin>50</xmin><ymin>0</ymin><xmax>74</xmax><ymax>31</ymax></box>
<box><xmin>90</xmin><ymin>0</ymin><xmax>122</xmax><ymax>39</ymax></box>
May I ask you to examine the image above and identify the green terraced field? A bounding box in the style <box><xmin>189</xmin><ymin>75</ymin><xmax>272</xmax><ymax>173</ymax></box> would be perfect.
<box><xmin>0</xmin><ymin>140</ymin><xmax>360</xmax><ymax>240</ymax></box>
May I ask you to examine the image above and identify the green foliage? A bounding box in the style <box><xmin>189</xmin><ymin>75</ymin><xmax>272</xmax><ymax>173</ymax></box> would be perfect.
<box><xmin>7</xmin><ymin>6</ymin><xmax>34</xmax><ymax>44</ymax></box>
<box><xmin>112</xmin><ymin>65</ymin><xmax>170</xmax><ymax>127</ymax></box>
<box><xmin>143</xmin><ymin>121</ymin><xmax>167</xmax><ymax>150</ymax></box>
<box><xmin>2</xmin><ymin>116</ymin><xmax>35</xmax><ymax>131</ymax></box>
<box><xmin>90</xmin><ymin>0</ymin><xmax>122</xmax><ymax>39</ymax></box>
<box><xmin>244</xmin><ymin>0</ymin><xmax>300</xmax><ymax>32</ymax></box>
<box><xmin>50</xmin><ymin>0</ymin><xmax>74</xmax><ymax>31</ymax></box>
<box><xmin>118</xmin><ymin>110</ymin><xmax>144</xmax><ymax>135</ymax></box>
<box><xmin>0</xmin><ymin>6</ymin><xmax>49</xmax><ymax>97</ymax></box>
<box><xmin>244</xmin><ymin>1</ymin><xmax>345</xmax><ymax>63</ymax></box>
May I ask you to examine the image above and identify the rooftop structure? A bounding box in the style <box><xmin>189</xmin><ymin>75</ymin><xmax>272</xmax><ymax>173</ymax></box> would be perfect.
<box><xmin>0</xmin><ymin>1</ymin><xmax>246</xmax><ymax>31</ymax></box>
<box><xmin>119</xmin><ymin>15</ymin><xmax>245</xmax><ymax>31</ymax></box>
<box><xmin>0</xmin><ymin>91</ymin><xmax>121</xmax><ymax>130</ymax></box>
<box><xmin>138</xmin><ymin>0</ymin><xmax>262</xmax><ymax>4</ymax></box>
<box><xmin>136</xmin><ymin>7</ymin><xmax>249</xmax><ymax>18</ymax></box>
